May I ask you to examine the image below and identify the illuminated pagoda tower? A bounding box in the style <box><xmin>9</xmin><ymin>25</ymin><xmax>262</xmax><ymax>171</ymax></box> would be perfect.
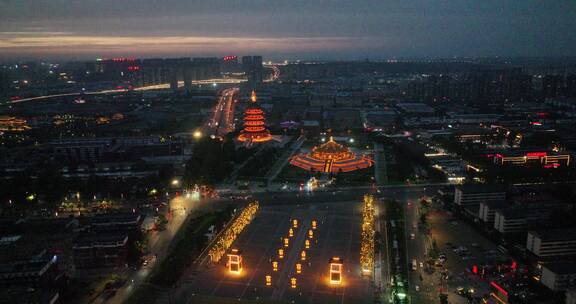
<box><xmin>290</xmin><ymin>137</ymin><xmax>373</xmax><ymax>173</ymax></box>
<box><xmin>237</xmin><ymin>90</ymin><xmax>272</xmax><ymax>143</ymax></box>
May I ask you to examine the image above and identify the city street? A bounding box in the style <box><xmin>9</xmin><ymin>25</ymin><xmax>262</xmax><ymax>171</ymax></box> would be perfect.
<box><xmin>398</xmin><ymin>190</ymin><xmax>438</xmax><ymax>304</ymax></box>
<box><xmin>206</xmin><ymin>87</ymin><xmax>238</xmax><ymax>137</ymax></box>
<box><xmin>99</xmin><ymin>195</ymin><xmax>201</xmax><ymax>304</ymax></box>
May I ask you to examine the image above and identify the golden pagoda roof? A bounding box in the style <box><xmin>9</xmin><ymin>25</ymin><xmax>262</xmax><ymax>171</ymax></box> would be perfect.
<box><xmin>313</xmin><ymin>137</ymin><xmax>350</xmax><ymax>154</ymax></box>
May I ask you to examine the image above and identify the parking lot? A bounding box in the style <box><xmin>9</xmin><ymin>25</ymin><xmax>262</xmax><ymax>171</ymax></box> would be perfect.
<box><xmin>174</xmin><ymin>202</ymin><xmax>373</xmax><ymax>304</ymax></box>
<box><xmin>427</xmin><ymin>208</ymin><xmax>509</xmax><ymax>303</ymax></box>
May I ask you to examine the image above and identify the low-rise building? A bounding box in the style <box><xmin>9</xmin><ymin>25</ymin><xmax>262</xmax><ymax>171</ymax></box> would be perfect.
<box><xmin>493</xmin><ymin>207</ymin><xmax>552</xmax><ymax>234</ymax></box>
<box><xmin>526</xmin><ymin>228</ymin><xmax>576</xmax><ymax>259</ymax></box>
<box><xmin>454</xmin><ymin>184</ymin><xmax>506</xmax><ymax>207</ymax></box>
<box><xmin>0</xmin><ymin>287</ymin><xmax>59</xmax><ymax>304</ymax></box>
<box><xmin>0</xmin><ymin>252</ymin><xmax>59</xmax><ymax>288</ymax></box>
<box><xmin>72</xmin><ymin>233</ymin><xmax>129</xmax><ymax>269</ymax></box>
<box><xmin>80</xmin><ymin>212</ymin><xmax>142</xmax><ymax>232</ymax></box>
<box><xmin>566</xmin><ymin>287</ymin><xmax>576</xmax><ymax>304</ymax></box>
<box><xmin>540</xmin><ymin>263</ymin><xmax>576</xmax><ymax>291</ymax></box>
<box><xmin>478</xmin><ymin>200</ymin><xmax>507</xmax><ymax>227</ymax></box>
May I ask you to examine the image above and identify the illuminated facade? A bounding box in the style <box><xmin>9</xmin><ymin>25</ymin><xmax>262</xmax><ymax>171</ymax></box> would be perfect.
<box><xmin>487</xmin><ymin>151</ymin><xmax>571</xmax><ymax>168</ymax></box>
<box><xmin>290</xmin><ymin>137</ymin><xmax>373</xmax><ymax>173</ymax></box>
<box><xmin>0</xmin><ymin>116</ymin><xmax>30</xmax><ymax>132</ymax></box>
<box><xmin>237</xmin><ymin>91</ymin><xmax>272</xmax><ymax>143</ymax></box>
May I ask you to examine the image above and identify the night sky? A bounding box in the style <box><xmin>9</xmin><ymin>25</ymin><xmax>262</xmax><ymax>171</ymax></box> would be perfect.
<box><xmin>1</xmin><ymin>0</ymin><xmax>575</xmax><ymax>60</ymax></box>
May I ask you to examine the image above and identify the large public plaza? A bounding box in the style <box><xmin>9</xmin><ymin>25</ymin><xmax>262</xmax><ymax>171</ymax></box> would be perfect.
<box><xmin>174</xmin><ymin>201</ymin><xmax>373</xmax><ymax>304</ymax></box>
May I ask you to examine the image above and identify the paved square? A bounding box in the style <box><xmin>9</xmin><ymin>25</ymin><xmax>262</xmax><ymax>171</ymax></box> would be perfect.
<box><xmin>178</xmin><ymin>202</ymin><xmax>373</xmax><ymax>303</ymax></box>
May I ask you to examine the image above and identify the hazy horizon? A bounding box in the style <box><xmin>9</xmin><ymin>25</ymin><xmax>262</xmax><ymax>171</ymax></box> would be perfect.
<box><xmin>1</xmin><ymin>1</ymin><xmax>575</xmax><ymax>60</ymax></box>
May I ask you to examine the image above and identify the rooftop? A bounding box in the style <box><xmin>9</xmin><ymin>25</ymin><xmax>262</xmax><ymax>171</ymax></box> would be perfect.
<box><xmin>456</xmin><ymin>184</ymin><xmax>507</xmax><ymax>193</ymax></box>
<box><xmin>529</xmin><ymin>228</ymin><xmax>576</xmax><ymax>242</ymax></box>
<box><xmin>543</xmin><ymin>262</ymin><xmax>576</xmax><ymax>275</ymax></box>
<box><xmin>396</xmin><ymin>103</ymin><xmax>435</xmax><ymax>114</ymax></box>
<box><xmin>73</xmin><ymin>233</ymin><xmax>128</xmax><ymax>248</ymax></box>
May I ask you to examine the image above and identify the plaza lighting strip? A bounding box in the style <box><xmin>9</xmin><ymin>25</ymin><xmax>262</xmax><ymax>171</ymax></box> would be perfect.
<box><xmin>208</xmin><ymin>202</ymin><xmax>259</xmax><ymax>263</ymax></box>
<box><xmin>360</xmin><ymin>195</ymin><xmax>375</xmax><ymax>275</ymax></box>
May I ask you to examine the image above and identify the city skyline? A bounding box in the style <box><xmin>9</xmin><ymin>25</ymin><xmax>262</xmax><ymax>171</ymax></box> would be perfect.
<box><xmin>2</xmin><ymin>3</ymin><xmax>576</xmax><ymax>304</ymax></box>
<box><xmin>1</xmin><ymin>1</ymin><xmax>576</xmax><ymax>60</ymax></box>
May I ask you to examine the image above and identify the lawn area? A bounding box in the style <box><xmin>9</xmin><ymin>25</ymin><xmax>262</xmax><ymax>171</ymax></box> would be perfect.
<box><xmin>148</xmin><ymin>210</ymin><xmax>231</xmax><ymax>287</ymax></box>
<box><xmin>276</xmin><ymin>162</ymin><xmax>313</xmax><ymax>182</ymax></box>
<box><xmin>67</xmin><ymin>273</ymin><xmax>123</xmax><ymax>304</ymax></box>
<box><xmin>277</xmin><ymin>162</ymin><xmax>375</xmax><ymax>186</ymax></box>
<box><xmin>124</xmin><ymin>286</ymin><xmax>164</xmax><ymax>304</ymax></box>
<box><xmin>237</xmin><ymin>147</ymin><xmax>282</xmax><ymax>178</ymax></box>
<box><xmin>333</xmin><ymin>166</ymin><xmax>375</xmax><ymax>186</ymax></box>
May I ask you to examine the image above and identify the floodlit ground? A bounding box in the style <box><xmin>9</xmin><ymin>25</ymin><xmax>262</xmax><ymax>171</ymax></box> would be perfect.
<box><xmin>173</xmin><ymin>202</ymin><xmax>373</xmax><ymax>304</ymax></box>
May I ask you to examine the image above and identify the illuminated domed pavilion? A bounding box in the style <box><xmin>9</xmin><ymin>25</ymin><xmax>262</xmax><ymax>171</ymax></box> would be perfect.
<box><xmin>290</xmin><ymin>137</ymin><xmax>373</xmax><ymax>173</ymax></box>
<box><xmin>237</xmin><ymin>91</ymin><xmax>272</xmax><ymax>143</ymax></box>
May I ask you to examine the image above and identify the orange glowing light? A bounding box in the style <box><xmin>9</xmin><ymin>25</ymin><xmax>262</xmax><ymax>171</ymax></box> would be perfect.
<box><xmin>305</xmin><ymin>239</ymin><xmax>310</xmax><ymax>249</ymax></box>
<box><xmin>238</xmin><ymin>90</ymin><xmax>271</xmax><ymax>143</ymax></box>
<box><xmin>284</xmin><ymin>238</ymin><xmax>289</xmax><ymax>247</ymax></box>
<box><xmin>308</xmin><ymin>229</ymin><xmax>314</xmax><ymax>239</ymax></box>
<box><xmin>289</xmin><ymin>228</ymin><xmax>294</xmax><ymax>237</ymax></box>
<box><xmin>312</xmin><ymin>220</ymin><xmax>317</xmax><ymax>229</ymax></box>
<box><xmin>265</xmin><ymin>275</ymin><xmax>272</xmax><ymax>286</ymax></box>
<box><xmin>227</xmin><ymin>249</ymin><xmax>243</xmax><ymax>274</ymax></box>
<box><xmin>290</xmin><ymin>137</ymin><xmax>373</xmax><ymax>173</ymax></box>
<box><xmin>329</xmin><ymin>257</ymin><xmax>343</xmax><ymax>285</ymax></box>
<box><xmin>293</xmin><ymin>219</ymin><xmax>298</xmax><ymax>228</ymax></box>
<box><xmin>291</xmin><ymin>277</ymin><xmax>297</xmax><ymax>288</ymax></box>
<box><xmin>301</xmin><ymin>250</ymin><xmax>306</xmax><ymax>261</ymax></box>
<box><xmin>296</xmin><ymin>263</ymin><xmax>302</xmax><ymax>274</ymax></box>
<box><xmin>278</xmin><ymin>248</ymin><xmax>284</xmax><ymax>259</ymax></box>
<box><xmin>272</xmin><ymin>261</ymin><xmax>278</xmax><ymax>271</ymax></box>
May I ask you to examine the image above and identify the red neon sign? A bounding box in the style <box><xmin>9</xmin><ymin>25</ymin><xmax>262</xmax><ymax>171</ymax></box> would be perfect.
<box><xmin>490</xmin><ymin>281</ymin><xmax>508</xmax><ymax>296</ymax></box>
<box><xmin>112</xmin><ymin>57</ymin><xmax>136</xmax><ymax>62</ymax></box>
<box><xmin>526</xmin><ymin>152</ymin><xmax>547</xmax><ymax>157</ymax></box>
<box><xmin>473</xmin><ymin>265</ymin><xmax>478</xmax><ymax>274</ymax></box>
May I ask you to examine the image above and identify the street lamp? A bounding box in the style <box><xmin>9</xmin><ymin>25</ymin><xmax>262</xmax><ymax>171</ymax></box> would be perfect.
<box><xmin>171</xmin><ymin>179</ymin><xmax>180</xmax><ymax>186</ymax></box>
<box><xmin>193</xmin><ymin>130</ymin><xmax>202</xmax><ymax>139</ymax></box>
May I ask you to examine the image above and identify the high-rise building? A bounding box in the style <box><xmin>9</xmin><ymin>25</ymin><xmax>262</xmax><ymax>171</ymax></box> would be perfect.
<box><xmin>0</xmin><ymin>70</ymin><xmax>8</xmax><ymax>97</ymax></box>
<box><xmin>542</xmin><ymin>75</ymin><xmax>563</xmax><ymax>98</ymax></box>
<box><xmin>141</xmin><ymin>58</ymin><xmax>168</xmax><ymax>86</ymax></box>
<box><xmin>242</xmin><ymin>56</ymin><xmax>263</xmax><ymax>90</ymax></box>
<box><xmin>466</xmin><ymin>69</ymin><xmax>533</xmax><ymax>104</ymax></box>
<box><xmin>566</xmin><ymin>74</ymin><xmax>576</xmax><ymax>97</ymax></box>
